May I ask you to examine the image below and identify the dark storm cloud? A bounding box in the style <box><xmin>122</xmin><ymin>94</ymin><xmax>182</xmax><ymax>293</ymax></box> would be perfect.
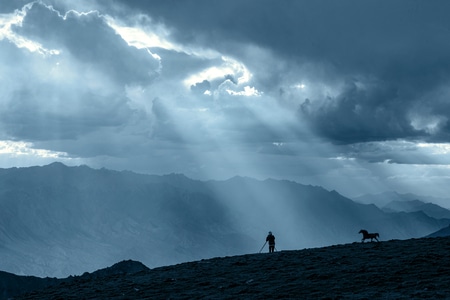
<box><xmin>15</xmin><ymin>2</ymin><xmax>160</xmax><ymax>85</ymax></box>
<box><xmin>0</xmin><ymin>2</ymin><xmax>159</xmax><ymax>147</ymax></box>
<box><xmin>113</xmin><ymin>0</ymin><xmax>450</xmax><ymax>145</ymax></box>
<box><xmin>0</xmin><ymin>0</ymin><xmax>29</xmax><ymax>13</ymax></box>
<box><xmin>299</xmin><ymin>80</ymin><xmax>425</xmax><ymax>144</ymax></box>
<box><xmin>2</xmin><ymin>0</ymin><xmax>450</xmax><ymax>197</ymax></box>
<box><xmin>299</xmin><ymin>76</ymin><xmax>450</xmax><ymax>144</ymax></box>
<box><xmin>1</xmin><ymin>88</ymin><xmax>132</xmax><ymax>140</ymax></box>
<box><xmin>113</xmin><ymin>0</ymin><xmax>450</xmax><ymax>69</ymax></box>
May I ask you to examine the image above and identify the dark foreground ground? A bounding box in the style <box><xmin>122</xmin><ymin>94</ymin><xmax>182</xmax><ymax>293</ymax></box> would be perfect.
<box><xmin>9</xmin><ymin>236</ymin><xmax>450</xmax><ymax>299</ymax></box>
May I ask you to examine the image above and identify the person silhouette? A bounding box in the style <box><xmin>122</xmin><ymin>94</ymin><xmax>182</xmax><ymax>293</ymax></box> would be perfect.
<box><xmin>266</xmin><ymin>231</ymin><xmax>275</xmax><ymax>253</ymax></box>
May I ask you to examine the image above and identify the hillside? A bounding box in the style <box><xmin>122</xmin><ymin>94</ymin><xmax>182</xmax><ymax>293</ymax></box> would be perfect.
<box><xmin>0</xmin><ymin>163</ymin><xmax>449</xmax><ymax>278</ymax></box>
<box><xmin>427</xmin><ymin>225</ymin><xmax>450</xmax><ymax>238</ymax></box>
<box><xmin>11</xmin><ymin>236</ymin><xmax>450</xmax><ymax>299</ymax></box>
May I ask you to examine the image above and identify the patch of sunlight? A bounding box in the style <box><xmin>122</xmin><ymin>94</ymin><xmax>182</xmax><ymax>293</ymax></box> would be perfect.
<box><xmin>0</xmin><ymin>140</ymin><xmax>68</xmax><ymax>159</ymax></box>
<box><xmin>417</xmin><ymin>142</ymin><xmax>450</xmax><ymax>155</ymax></box>
<box><xmin>226</xmin><ymin>86</ymin><xmax>262</xmax><ymax>97</ymax></box>
<box><xmin>184</xmin><ymin>56</ymin><xmax>252</xmax><ymax>88</ymax></box>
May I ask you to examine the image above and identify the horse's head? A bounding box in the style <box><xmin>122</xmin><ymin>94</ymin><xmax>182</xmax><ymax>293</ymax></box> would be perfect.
<box><xmin>359</xmin><ymin>229</ymin><xmax>368</xmax><ymax>234</ymax></box>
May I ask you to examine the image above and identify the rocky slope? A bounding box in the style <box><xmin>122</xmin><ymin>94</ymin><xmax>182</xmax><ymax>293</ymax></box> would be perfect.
<box><xmin>11</xmin><ymin>236</ymin><xmax>450</xmax><ymax>299</ymax></box>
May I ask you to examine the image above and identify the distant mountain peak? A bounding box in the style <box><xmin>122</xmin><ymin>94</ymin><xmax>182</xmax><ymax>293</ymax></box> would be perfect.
<box><xmin>86</xmin><ymin>260</ymin><xmax>150</xmax><ymax>278</ymax></box>
<box><xmin>163</xmin><ymin>173</ymin><xmax>189</xmax><ymax>179</ymax></box>
<box><xmin>46</xmin><ymin>161</ymin><xmax>68</xmax><ymax>168</ymax></box>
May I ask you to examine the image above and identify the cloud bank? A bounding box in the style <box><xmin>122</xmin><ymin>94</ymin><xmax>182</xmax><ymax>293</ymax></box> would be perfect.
<box><xmin>2</xmin><ymin>0</ymin><xmax>450</xmax><ymax>197</ymax></box>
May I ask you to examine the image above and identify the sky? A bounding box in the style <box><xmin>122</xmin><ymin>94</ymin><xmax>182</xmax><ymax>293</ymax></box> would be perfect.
<box><xmin>1</xmin><ymin>0</ymin><xmax>450</xmax><ymax>198</ymax></box>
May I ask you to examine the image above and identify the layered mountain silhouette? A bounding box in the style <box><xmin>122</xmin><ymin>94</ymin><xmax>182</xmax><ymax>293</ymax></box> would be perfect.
<box><xmin>0</xmin><ymin>163</ymin><xmax>449</xmax><ymax>278</ymax></box>
<box><xmin>353</xmin><ymin>191</ymin><xmax>450</xmax><ymax>210</ymax></box>
<box><xmin>427</xmin><ymin>225</ymin><xmax>450</xmax><ymax>238</ymax></box>
<box><xmin>383</xmin><ymin>200</ymin><xmax>450</xmax><ymax>220</ymax></box>
<box><xmin>353</xmin><ymin>192</ymin><xmax>450</xmax><ymax>238</ymax></box>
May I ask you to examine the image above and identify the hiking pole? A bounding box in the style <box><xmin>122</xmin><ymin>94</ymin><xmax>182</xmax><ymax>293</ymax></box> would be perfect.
<box><xmin>259</xmin><ymin>241</ymin><xmax>267</xmax><ymax>253</ymax></box>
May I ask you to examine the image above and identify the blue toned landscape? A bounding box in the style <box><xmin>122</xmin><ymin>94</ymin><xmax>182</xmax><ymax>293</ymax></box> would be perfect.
<box><xmin>2</xmin><ymin>0</ymin><xmax>450</xmax><ymax>298</ymax></box>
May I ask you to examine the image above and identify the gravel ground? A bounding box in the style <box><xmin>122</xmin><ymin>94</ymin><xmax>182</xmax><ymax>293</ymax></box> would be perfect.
<box><xmin>16</xmin><ymin>236</ymin><xmax>450</xmax><ymax>299</ymax></box>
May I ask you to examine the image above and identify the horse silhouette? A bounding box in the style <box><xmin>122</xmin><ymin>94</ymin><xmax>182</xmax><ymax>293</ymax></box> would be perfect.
<box><xmin>359</xmin><ymin>229</ymin><xmax>379</xmax><ymax>242</ymax></box>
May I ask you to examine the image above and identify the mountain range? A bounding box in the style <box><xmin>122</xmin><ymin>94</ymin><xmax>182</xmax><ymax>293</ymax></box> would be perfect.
<box><xmin>353</xmin><ymin>191</ymin><xmax>450</xmax><ymax>211</ymax></box>
<box><xmin>0</xmin><ymin>163</ymin><xmax>449</xmax><ymax>278</ymax></box>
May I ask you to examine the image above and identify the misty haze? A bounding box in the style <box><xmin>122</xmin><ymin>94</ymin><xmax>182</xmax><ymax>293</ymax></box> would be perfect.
<box><xmin>2</xmin><ymin>0</ymin><xmax>450</xmax><ymax>298</ymax></box>
<box><xmin>1</xmin><ymin>163</ymin><xmax>450</xmax><ymax>279</ymax></box>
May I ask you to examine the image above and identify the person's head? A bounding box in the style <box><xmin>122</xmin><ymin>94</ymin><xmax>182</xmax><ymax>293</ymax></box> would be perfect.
<box><xmin>268</xmin><ymin>231</ymin><xmax>272</xmax><ymax>235</ymax></box>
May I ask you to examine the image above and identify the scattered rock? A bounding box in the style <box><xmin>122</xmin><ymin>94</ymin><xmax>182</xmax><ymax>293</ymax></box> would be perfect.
<box><xmin>8</xmin><ymin>236</ymin><xmax>450</xmax><ymax>299</ymax></box>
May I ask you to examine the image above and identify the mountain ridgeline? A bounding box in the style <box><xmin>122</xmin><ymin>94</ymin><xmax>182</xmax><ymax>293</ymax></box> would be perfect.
<box><xmin>0</xmin><ymin>163</ymin><xmax>449</xmax><ymax>278</ymax></box>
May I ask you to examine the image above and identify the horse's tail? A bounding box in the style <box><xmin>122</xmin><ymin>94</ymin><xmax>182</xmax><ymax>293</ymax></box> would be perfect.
<box><xmin>376</xmin><ymin>233</ymin><xmax>380</xmax><ymax>238</ymax></box>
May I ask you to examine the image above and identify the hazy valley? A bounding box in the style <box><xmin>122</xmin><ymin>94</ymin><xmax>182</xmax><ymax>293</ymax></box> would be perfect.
<box><xmin>1</xmin><ymin>163</ymin><xmax>449</xmax><ymax>279</ymax></box>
